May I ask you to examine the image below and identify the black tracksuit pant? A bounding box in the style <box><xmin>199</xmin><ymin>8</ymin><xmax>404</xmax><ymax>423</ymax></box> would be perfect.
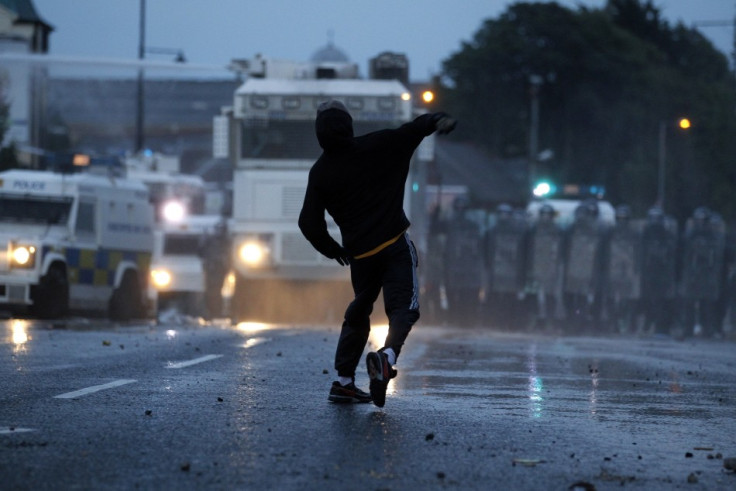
<box><xmin>335</xmin><ymin>233</ymin><xmax>420</xmax><ymax>379</ymax></box>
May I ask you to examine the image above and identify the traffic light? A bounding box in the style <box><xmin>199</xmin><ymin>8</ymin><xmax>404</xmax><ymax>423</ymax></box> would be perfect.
<box><xmin>532</xmin><ymin>180</ymin><xmax>556</xmax><ymax>198</ymax></box>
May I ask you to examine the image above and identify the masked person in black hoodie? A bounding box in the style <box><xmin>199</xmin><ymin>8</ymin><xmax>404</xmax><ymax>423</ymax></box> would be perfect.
<box><xmin>299</xmin><ymin>100</ymin><xmax>456</xmax><ymax>407</ymax></box>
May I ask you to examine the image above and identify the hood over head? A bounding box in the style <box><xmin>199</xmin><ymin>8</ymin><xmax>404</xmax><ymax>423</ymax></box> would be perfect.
<box><xmin>315</xmin><ymin>100</ymin><xmax>354</xmax><ymax>152</ymax></box>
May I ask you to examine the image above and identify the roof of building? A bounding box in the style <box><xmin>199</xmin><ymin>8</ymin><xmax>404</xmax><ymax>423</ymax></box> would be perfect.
<box><xmin>310</xmin><ymin>42</ymin><xmax>349</xmax><ymax>63</ymax></box>
<box><xmin>0</xmin><ymin>0</ymin><xmax>53</xmax><ymax>29</ymax></box>
<box><xmin>236</xmin><ymin>77</ymin><xmax>406</xmax><ymax>96</ymax></box>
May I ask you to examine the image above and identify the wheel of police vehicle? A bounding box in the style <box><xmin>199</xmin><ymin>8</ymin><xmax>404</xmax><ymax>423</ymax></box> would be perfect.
<box><xmin>108</xmin><ymin>270</ymin><xmax>144</xmax><ymax>321</ymax></box>
<box><xmin>32</xmin><ymin>265</ymin><xmax>69</xmax><ymax>319</ymax></box>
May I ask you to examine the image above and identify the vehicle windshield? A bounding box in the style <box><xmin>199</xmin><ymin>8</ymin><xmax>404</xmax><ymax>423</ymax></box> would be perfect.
<box><xmin>0</xmin><ymin>195</ymin><xmax>73</xmax><ymax>225</ymax></box>
<box><xmin>163</xmin><ymin>234</ymin><xmax>202</xmax><ymax>255</ymax></box>
<box><xmin>241</xmin><ymin>119</ymin><xmax>395</xmax><ymax>159</ymax></box>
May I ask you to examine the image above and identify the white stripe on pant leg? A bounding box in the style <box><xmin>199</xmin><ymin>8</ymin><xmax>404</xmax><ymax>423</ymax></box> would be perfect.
<box><xmin>406</xmin><ymin>233</ymin><xmax>419</xmax><ymax>310</ymax></box>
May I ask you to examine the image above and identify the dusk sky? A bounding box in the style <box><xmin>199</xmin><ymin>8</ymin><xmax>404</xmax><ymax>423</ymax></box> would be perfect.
<box><xmin>30</xmin><ymin>0</ymin><xmax>736</xmax><ymax>81</ymax></box>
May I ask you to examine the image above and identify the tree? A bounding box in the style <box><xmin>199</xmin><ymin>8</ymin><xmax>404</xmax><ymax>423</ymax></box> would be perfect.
<box><xmin>440</xmin><ymin>0</ymin><xmax>736</xmax><ymax>222</ymax></box>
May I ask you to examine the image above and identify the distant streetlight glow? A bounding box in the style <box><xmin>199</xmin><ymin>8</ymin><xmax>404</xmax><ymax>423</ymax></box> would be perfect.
<box><xmin>679</xmin><ymin>118</ymin><xmax>691</xmax><ymax>129</ymax></box>
<box><xmin>422</xmin><ymin>90</ymin><xmax>434</xmax><ymax>103</ymax></box>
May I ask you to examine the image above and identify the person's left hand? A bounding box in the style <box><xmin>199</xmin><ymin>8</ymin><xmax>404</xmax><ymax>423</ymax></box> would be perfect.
<box><xmin>333</xmin><ymin>245</ymin><xmax>351</xmax><ymax>266</ymax></box>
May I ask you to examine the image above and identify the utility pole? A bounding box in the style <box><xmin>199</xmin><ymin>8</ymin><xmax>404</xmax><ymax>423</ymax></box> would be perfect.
<box><xmin>528</xmin><ymin>74</ymin><xmax>542</xmax><ymax>197</ymax></box>
<box><xmin>135</xmin><ymin>0</ymin><xmax>146</xmax><ymax>153</ymax></box>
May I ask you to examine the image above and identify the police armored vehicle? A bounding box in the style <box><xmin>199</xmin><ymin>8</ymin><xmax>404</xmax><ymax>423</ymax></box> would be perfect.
<box><xmin>0</xmin><ymin>168</ymin><xmax>155</xmax><ymax>319</ymax></box>
<box><xmin>215</xmin><ymin>51</ymin><xmax>427</xmax><ymax>322</ymax></box>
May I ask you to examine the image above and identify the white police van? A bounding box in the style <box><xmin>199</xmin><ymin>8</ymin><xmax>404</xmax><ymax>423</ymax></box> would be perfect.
<box><xmin>0</xmin><ymin>168</ymin><xmax>155</xmax><ymax>319</ymax></box>
<box><xmin>148</xmin><ymin>214</ymin><xmax>225</xmax><ymax>317</ymax></box>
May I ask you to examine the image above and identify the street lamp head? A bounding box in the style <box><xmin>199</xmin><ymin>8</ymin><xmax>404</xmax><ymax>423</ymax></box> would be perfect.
<box><xmin>678</xmin><ymin>117</ymin><xmax>691</xmax><ymax>130</ymax></box>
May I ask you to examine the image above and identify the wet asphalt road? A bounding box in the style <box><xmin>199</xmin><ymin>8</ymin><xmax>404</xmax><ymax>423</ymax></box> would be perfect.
<box><xmin>1</xmin><ymin>316</ymin><xmax>735</xmax><ymax>490</ymax></box>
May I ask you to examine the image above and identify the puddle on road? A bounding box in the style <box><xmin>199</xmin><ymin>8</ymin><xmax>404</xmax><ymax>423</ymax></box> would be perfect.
<box><xmin>399</xmin><ymin>332</ymin><xmax>736</xmax><ymax>429</ymax></box>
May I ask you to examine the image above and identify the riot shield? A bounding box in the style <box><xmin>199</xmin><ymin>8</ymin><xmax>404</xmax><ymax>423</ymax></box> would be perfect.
<box><xmin>680</xmin><ymin>219</ymin><xmax>725</xmax><ymax>301</ymax></box>
<box><xmin>445</xmin><ymin>218</ymin><xmax>483</xmax><ymax>288</ymax></box>
<box><xmin>527</xmin><ymin>221</ymin><xmax>563</xmax><ymax>293</ymax></box>
<box><xmin>605</xmin><ymin>220</ymin><xmax>643</xmax><ymax>300</ymax></box>
<box><xmin>564</xmin><ymin>221</ymin><xmax>605</xmax><ymax>296</ymax></box>
<box><xmin>487</xmin><ymin>219</ymin><xmax>527</xmax><ymax>293</ymax></box>
<box><xmin>640</xmin><ymin>217</ymin><xmax>678</xmax><ymax>299</ymax></box>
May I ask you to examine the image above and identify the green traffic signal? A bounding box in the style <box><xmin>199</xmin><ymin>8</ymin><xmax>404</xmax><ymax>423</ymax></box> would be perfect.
<box><xmin>533</xmin><ymin>181</ymin><xmax>555</xmax><ymax>197</ymax></box>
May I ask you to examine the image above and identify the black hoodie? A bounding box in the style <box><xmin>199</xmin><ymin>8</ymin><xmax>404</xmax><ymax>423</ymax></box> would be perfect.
<box><xmin>299</xmin><ymin>106</ymin><xmax>438</xmax><ymax>260</ymax></box>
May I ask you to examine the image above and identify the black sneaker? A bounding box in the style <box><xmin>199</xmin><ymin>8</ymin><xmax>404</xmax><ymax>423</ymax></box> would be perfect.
<box><xmin>328</xmin><ymin>381</ymin><xmax>372</xmax><ymax>403</ymax></box>
<box><xmin>366</xmin><ymin>351</ymin><xmax>397</xmax><ymax>408</ymax></box>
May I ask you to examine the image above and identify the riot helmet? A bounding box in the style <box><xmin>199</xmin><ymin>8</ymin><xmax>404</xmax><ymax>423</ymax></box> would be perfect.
<box><xmin>692</xmin><ymin>206</ymin><xmax>710</xmax><ymax>228</ymax></box>
<box><xmin>453</xmin><ymin>195</ymin><xmax>470</xmax><ymax>211</ymax></box>
<box><xmin>615</xmin><ymin>204</ymin><xmax>631</xmax><ymax>223</ymax></box>
<box><xmin>538</xmin><ymin>203</ymin><xmax>555</xmax><ymax>222</ymax></box>
<box><xmin>496</xmin><ymin>203</ymin><xmax>513</xmax><ymax>222</ymax></box>
<box><xmin>452</xmin><ymin>195</ymin><xmax>470</xmax><ymax>219</ymax></box>
<box><xmin>646</xmin><ymin>206</ymin><xmax>665</xmax><ymax>225</ymax></box>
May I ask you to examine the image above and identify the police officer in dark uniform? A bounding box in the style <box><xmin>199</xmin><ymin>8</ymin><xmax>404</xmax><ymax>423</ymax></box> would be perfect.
<box><xmin>640</xmin><ymin>207</ymin><xmax>678</xmax><ymax>335</ymax></box>
<box><xmin>601</xmin><ymin>204</ymin><xmax>642</xmax><ymax>333</ymax></box>
<box><xmin>484</xmin><ymin>203</ymin><xmax>528</xmax><ymax>329</ymax></box>
<box><xmin>562</xmin><ymin>200</ymin><xmax>606</xmax><ymax>332</ymax></box>
<box><xmin>526</xmin><ymin>203</ymin><xmax>565</xmax><ymax>330</ymax></box>
<box><xmin>679</xmin><ymin>207</ymin><xmax>726</xmax><ymax>337</ymax></box>
<box><xmin>443</xmin><ymin>196</ymin><xmax>483</xmax><ymax>327</ymax></box>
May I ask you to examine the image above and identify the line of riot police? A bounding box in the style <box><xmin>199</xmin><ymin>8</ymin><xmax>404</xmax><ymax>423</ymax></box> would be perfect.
<box><xmin>423</xmin><ymin>197</ymin><xmax>735</xmax><ymax>338</ymax></box>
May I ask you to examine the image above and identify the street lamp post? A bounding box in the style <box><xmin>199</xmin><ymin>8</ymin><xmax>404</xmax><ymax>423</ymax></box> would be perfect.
<box><xmin>657</xmin><ymin>120</ymin><xmax>666</xmax><ymax>209</ymax></box>
<box><xmin>528</xmin><ymin>74</ymin><xmax>543</xmax><ymax>196</ymax></box>
<box><xmin>135</xmin><ymin>0</ymin><xmax>146</xmax><ymax>153</ymax></box>
<box><xmin>657</xmin><ymin>117</ymin><xmax>691</xmax><ymax>210</ymax></box>
<box><xmin>134</xmin><ymin>0</ymin><xmax>186</xmax><ymax>154</ymax></box>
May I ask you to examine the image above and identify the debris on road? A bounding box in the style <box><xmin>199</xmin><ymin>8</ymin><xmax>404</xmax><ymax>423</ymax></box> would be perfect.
<box><xmin>568</xmin><ymin>481</ymin><xmax>595</xmax><ymax>491</ymax></box>
<box><xmin>512</xmin><ymin>458</ymin><xmax>546</xmax><ymax>467</ymax></box>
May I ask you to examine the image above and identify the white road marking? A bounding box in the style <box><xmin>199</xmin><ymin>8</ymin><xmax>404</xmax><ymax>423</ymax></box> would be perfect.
<box><xmin>54</xmin><ymin>379</ymin><xmax>137</xmax><ymax>399</ymax></box>
<box><xmin>166</xmin><ymin>354</ymin><xmax>223</xmax><ymax>369</ymax></box>
<box><xmin>0</xmin><ymin>427</ymin><xmax>35</xmax><ymax>435</ymax></box>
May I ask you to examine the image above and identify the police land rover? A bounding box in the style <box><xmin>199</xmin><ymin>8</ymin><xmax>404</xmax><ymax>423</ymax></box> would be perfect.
<box><xmin>0</xmin><ymin>168</ymin><xmax>155</xmax><ymax>319</ymax></box>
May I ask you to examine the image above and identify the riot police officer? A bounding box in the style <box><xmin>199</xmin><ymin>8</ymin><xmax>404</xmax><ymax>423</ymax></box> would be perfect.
<box><xmin>678</xmin><ymin>207</ymin><xmax>726</xmax><ymax>337</ymax></box>
<box><xmin>640</xmin><ymin>207</ymin><xmax>678</xmax><ymax>335</ymax></box>
<box><xmin>483</xmin><ymin>203</ymin><xmax>528</xmax><ymax>329</ymax></box>
<box><xmin>443</xmin><ymin>196</ymin><xmax>483</xmax><ymax>326</ymax></box>
<box><xmin>601</xmin><ymin>205</ymin><xmax>643</xmax><ymax>333</ymax></box>
<box><xmin>562</xmin><ymin>200</ymin><xmax>607</xmax><ymax>332</ymax></box>
<box><xmin>525</xmin><ymin>203</ymin><xmax>565</xmax><ymax>330</ymax></box>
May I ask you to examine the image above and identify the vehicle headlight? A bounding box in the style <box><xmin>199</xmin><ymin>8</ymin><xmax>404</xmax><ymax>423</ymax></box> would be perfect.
<box><xmin>238</xmin><ymin>239</ymin><xmax>271</xmax><ymax>268</ymax></box>
<box><xmin>221</xmin><ymin>271</ymin><xmax>236</xmax><ymax>298</ymax></box>
<box><xmin>161</xmin><ymin>200</ymin><xmax>186</xmax><ymax>223</ymax></box>
<box><xmin>10</xmin><ymin>244</ymin><xmax>37</xmax><ymax>268</ymax></box>
<box><xmin>150</xmin><ymin>268</ymin><xmax>172</xmax><ymax>289</ymax></box>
